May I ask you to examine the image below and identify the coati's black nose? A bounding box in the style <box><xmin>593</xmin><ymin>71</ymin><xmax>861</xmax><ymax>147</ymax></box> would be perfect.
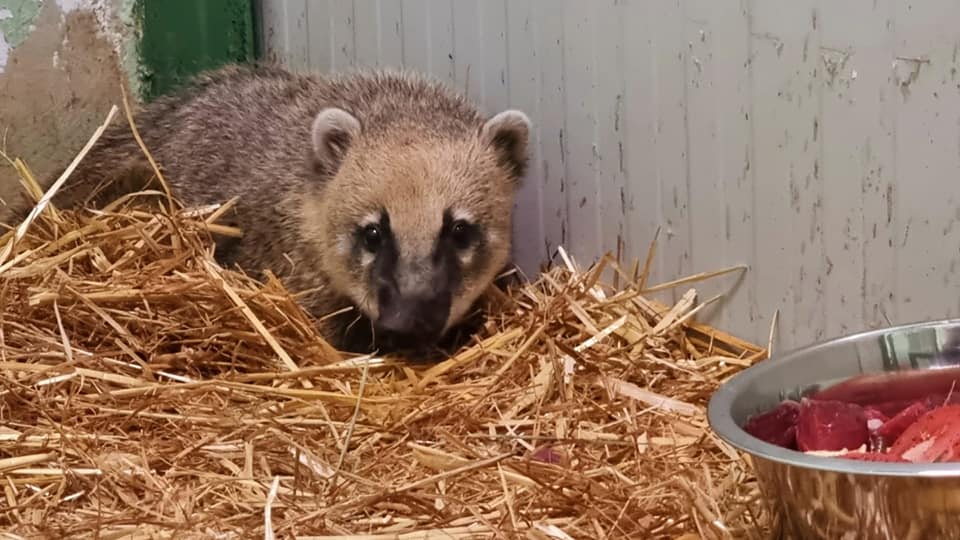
<box><xmin>374</xmin><ymin>289</ymin><xmax>451</xmax><ymax>351</ymax></box>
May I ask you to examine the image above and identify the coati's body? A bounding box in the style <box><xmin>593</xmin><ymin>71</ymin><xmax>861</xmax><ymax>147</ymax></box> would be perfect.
<box><xmin>23</xmin><ymin>63</ymin><xmax>532</xmax><ymax>355</ymax></box>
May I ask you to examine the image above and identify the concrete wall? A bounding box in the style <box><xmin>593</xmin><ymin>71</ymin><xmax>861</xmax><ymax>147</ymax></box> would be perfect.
<box><xmin>258</xmin><ymin>0</ymin><xmax>960</xmax><ymax>352</ymax></box>
<box><xmin>0</xmin><ymin>0</ymin><xmax>137</xmax><ymax>217</ymax></box>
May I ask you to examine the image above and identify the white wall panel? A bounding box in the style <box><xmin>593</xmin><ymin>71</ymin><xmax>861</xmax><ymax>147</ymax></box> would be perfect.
<box><xmin>256</xmin><ymin>0</ymin><xmax>960</xmax><ymax>351</ymax></box>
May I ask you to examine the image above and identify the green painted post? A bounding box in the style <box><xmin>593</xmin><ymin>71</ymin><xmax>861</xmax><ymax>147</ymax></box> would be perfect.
<box><xmin>136</xmin><ymin>0</ymin><xmax>257</xmax><ymax>101</ymax></box>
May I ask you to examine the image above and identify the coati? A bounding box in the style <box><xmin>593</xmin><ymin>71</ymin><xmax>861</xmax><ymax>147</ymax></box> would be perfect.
<box><xmin>13</xmin><ymin>63</ymin><xmax>532</xmax><ymax>356</ymax></box>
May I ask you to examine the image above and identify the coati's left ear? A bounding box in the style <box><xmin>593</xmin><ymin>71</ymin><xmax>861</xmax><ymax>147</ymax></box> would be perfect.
<box><xmin>312</xmin><ymin>107</ymin><xmax>361</xmax><ymax>172</ymax></box>
<box><xmin>479</xmin><ymin>110</ymin><xmax>531</xmax><ymax>182</ymax></box>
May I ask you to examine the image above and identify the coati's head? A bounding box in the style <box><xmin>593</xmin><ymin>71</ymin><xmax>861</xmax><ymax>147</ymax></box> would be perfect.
<box><xmin>303</xmin><ymin>80</ymin><xmax>531</xmax><ymax>354</ymax></box>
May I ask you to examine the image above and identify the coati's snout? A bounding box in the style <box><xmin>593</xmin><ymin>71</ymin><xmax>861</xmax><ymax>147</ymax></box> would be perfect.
<box><xmin>373</xmin><ymin>277</ymin><xmax>452</xmax><ymax>350</ymax></box>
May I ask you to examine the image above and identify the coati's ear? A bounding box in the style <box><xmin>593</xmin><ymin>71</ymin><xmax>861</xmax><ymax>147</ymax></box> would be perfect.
<box><xmin>479</xmin><ymin>110</ymin><xmax>531</xmax><ymax>182</ymax></box>
<box><xmin>311</xmin><ymin>107</ymin><xmax>361</xmax><ymax>170</ymax></box>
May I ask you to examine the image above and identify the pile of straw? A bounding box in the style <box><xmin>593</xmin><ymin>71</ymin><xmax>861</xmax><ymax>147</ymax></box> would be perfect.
<box><xmin>1</xmin><ymin>106</ymin><xmax>770</xmax><ymax>539</ymax></box>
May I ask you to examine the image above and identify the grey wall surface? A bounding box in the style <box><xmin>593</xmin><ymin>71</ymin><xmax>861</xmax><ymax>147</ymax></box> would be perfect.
<box><xmin>256</xmin><ymin>0</ymin><xmax>960</xmax><ymax>352</ymax></box>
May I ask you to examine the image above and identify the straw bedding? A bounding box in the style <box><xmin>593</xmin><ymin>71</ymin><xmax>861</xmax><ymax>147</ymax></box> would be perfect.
<box><xmin>0</xmin><ymin>106</ymin><xmax>771</xmax><ymax>539</ymax></box>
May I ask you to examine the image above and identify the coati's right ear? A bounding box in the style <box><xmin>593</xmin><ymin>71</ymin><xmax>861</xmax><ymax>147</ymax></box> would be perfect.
<box><xmin>311</xmin><ymin>108</ymin><xmax>361</xmax><ymax>169</ymax></box>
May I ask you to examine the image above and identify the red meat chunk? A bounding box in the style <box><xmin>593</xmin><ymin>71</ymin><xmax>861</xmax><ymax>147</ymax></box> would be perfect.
<box><xmin>868</xmin><ymin>399</ymin><xmax>922</xmax><ymax>418</ymax></box>
<box><xmin>743</xmin><ymin>400</ymin><xmax>800</xmax><ymax>449</ymax></box>
<box><xmin>889</xmin><ymin>404</ymin><xmax>960</xmax><ymax>463</ymax></box>
<box><xmin>795</xmin><ymin>398</ymin><xmax>869</xmax><ymax>452</ymax></box>
<box><xmin>874</xmin><ymin>401</ymin><xmax>931</xmax><ymax>448</ymax></box>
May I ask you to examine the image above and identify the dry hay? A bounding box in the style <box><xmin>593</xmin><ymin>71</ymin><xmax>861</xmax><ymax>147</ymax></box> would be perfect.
<box><xmin>0</xmin><ymin>106</ymin><xmax>772</xmax><ymax>539</ymax></box>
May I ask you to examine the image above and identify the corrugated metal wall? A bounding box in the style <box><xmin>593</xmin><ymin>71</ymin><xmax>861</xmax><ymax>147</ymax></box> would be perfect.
<box><xmin>255</xmin><ymin>0</ymin><xmax>960</xmax><ymax>351</ymax></box>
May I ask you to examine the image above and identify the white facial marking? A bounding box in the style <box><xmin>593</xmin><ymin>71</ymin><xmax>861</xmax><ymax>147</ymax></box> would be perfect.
<box><xmin>350</xmin><ymin>285</ymin><xmax>378</xmax><ymax>319</ymax></box>
<box><xmin>360</xmin><ymin>252</ymin><xmax>375</xmax><ymax>267</ymax></box>
<box><xmin>443</xmin><ymin>295</ymin><xmax>475</xmax><ymax>334</ymax></box>
<box><xmin>452</xmin><ymin>208</ymin><xmax>474</xmax><ymax>223</ymax></box>
<box><xmin>336</xmin><ymin>233</ymin><xmax>350</xmax><ymax>255</ymax></box>
<box><xmin>359</xmin><ymin>211</ymin><xmax>381</xmax><ymax>228</ymax></box>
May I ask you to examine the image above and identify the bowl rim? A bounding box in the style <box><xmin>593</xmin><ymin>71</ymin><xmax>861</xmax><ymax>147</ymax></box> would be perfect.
<box><xmin>707</xmin><ymin>317</ymin><xmax>960</xmax><ymax>477</ymax></box>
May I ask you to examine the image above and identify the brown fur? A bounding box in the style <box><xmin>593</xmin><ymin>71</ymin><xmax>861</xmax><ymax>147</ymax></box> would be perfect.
<box><xmin>7</xmin><ymin>63</ymin><xmax>531</xmax><ymax>354</ymax></box>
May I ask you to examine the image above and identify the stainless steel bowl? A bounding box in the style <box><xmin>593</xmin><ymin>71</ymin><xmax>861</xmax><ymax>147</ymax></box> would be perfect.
<box><xmin>708</xmin><ymin>319</ymin><xmax>960</xmax><ymax>540</ymax></box>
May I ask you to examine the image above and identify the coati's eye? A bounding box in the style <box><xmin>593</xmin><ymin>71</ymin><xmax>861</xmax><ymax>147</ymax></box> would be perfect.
<box><xmin>450</xmin><ymin>220</ymin><xmax>473</xmax><ymax>250</ymax></box>
<box><xmin>362</xmin><ymin>224</ymin><xmax>382</xmax><ymax>252</ymax></box>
